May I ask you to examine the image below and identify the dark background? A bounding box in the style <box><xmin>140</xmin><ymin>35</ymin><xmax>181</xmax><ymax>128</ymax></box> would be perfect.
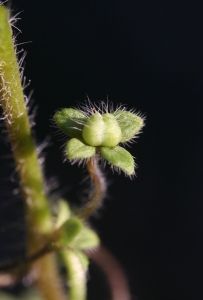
<box><xmin>0</xmin><ymin>1</ymin><xmax>203</xmax><ymax>299</ymax></box>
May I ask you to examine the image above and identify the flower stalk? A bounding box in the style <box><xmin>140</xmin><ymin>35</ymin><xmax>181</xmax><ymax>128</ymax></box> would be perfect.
<box><xmin>79</xmin><ymin>156</ymin><xmax>106</xmax><ymax>219</ymax></box>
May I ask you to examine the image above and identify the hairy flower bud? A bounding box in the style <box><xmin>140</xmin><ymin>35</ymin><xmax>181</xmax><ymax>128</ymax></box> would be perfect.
<box><xmin>82</xmin><ymin>113</ymin><xmax>122</xmax><ymax>147</ymax></box>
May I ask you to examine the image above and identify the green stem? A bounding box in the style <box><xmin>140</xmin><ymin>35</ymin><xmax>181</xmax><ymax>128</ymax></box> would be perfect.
<box><xmin>0</xmin><ymin>5</ymin><xmax>51</xmax><ymax>254</ymax></box>
<box><xmin>0</xmin><ymin>6</ymin><xmax>66</xmax><ymax>300</ymax></box>
<box><xmin>79</xmin><ymin>156</ymin><xmax>106</xmax><ymax>220</ymax></box>
<box><xmin>61</xmin><ymin>249</ymin><xmax>86</xmax><ymax>300</ymax></box>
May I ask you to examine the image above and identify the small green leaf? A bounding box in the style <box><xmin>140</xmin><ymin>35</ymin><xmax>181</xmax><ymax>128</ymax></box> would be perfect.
<box><xmin>70</xmin><ymin>226</ymin><xmax>100</xmax><ymax>250</ymax></box>
<box><xmin>66</xmin><ymin>138</ymin><xmax>96</xmax><ymax>159</ymax></box>
<box><xmin>55</xmin><ymin>200</ymin><xmax>71</xmax><ymax>229</ymax></box>
<box><xmin>54</xmin><ymin>108</ymin><xmax>87</xmax><ymax>139</ymax></box>
<box><xmin>101</xmin><ymin>146</ymin><xmax>135</xmax><ymax>175</ymax></box>
<box><xmin>59</xmin><ymin>217</ymin><xmax>83</xmax><ymax>246</ymax></box>
<box><xmin>114</xmin><ymin>110</ymin><xmax>144</xmax><ymax>142</ymax></box>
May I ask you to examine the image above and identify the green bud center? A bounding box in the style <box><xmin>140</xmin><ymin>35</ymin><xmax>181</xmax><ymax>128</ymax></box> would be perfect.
<box><xmin>82</xmin><ymin>113</ymin><xmax>122</xmax><ymax>147</ymax></box>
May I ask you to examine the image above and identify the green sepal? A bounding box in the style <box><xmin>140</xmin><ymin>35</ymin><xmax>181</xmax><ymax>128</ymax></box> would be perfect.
<box><xmin>101</xmin><ymin>146</ymin><xmax>135</xmax><ymax>175</ymax></box>
<box><xmin>54</xmin><ymin>200</ymin><xmax>71</xmax><ymax>229</ymax></box>
<box><xmin>66</xmin><ymin>138</ymin><xmax>96</xmax><ymax>159</ymax></box>
<box><xmin>114</xmin><ymin>110</ymin><xmax>144</xmax><ymax>142</ymax></box>
<box><xmin>59</xmin><ymin>217</ymin><xmax>83</xmax><ymax>246</ymax></box>
<box><xmin>54</xmin><ymin>108</ymin><xmax>87</xmax><ymax>139</ymax></box>
<box><xmin>70</xmin><ymin>226</ymin><xmax>100</xmax><ymax>250</ymax></box>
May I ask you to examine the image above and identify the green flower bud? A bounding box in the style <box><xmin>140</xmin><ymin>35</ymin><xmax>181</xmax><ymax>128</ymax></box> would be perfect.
<box><xmin>82</xmin><ymin>113</ymin><xmax>122</xmax><ymax>147</ymax></box>
<box><xmin>54</xmin><ymin>102</ymin><xmax>145</xmax><ymax>176</ymax></box>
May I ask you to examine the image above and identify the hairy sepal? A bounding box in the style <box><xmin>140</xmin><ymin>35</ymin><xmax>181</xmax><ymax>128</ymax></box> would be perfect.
<box><xmin>114</xmin><ymin>110</ymin><xmax>144</xmax><ymax>142</ymax></box>
<box><xmin>54</xmin><ymin>108</ymin><xmax>87</xmax><ymax>139</ymax></box>
<box><xmin>101</xmin><ymin>146</ymin><xmax>135</xmax><ymax>175</ymax></box>
<box><xmin>66</xmin><ymin>138</ymin><xmax>96</xmax><ymax>160</ymax></box>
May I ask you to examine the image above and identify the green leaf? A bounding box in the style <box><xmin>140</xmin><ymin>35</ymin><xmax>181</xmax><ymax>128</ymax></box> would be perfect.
<box><xmin>114</xmin><ymin>110</ymin><xmax>144</xmax><ymax>142</ymax></box>
<box><xmin>101</xmin><ymin>146</ymin><xmax>135</xmax><ymax>175</ymax></box>
<box><xmin>59</xmin><ymin>217</ymin><xmax>83</xmax><ymax>246</ymax></box>
<box><xmin>70</xmin><ymin>226</ymin><xmax>100</xmax><ymax>250</ymax></box>
<box><xmin>66</xmin><ymin>138</ymin><xmax>96</xmax><ymax>159</ymax></box>
<box><xmin>55</xmin><ymin>200</ymin><xmax>71</xmax><ymax>229</ymax></box>
<box><xmin>54</xmin><ymin>108</ymin><xmax>87</xmax><ymax>139</ymax></box>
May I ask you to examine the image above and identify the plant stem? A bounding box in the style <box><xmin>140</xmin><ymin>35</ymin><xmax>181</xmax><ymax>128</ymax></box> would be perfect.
<box><xmin>0</xmin><ymin>4</ymin><xmax>51</xmax><ymax>255</ymax></box>
<box><xmin>34</xmin><ymin>254</ymin><xmax>67</xmax><ymax>300</ymax></box>
<box><xmin>79</xmin><ymin>156</ymin><xmax>106</xmax><ymax>219</ymax></box>
<box><xmin>61</xmin><ymin>249</ymin><xmax>86</xmax><ymax>300</ymax></box>
<box><xmin>88</xmin><ymin>246</ymin><xmax>131</xmax><ymax>300</ymax></box>
<box><xmin>0</xmin><ymin>6</ymin><xmax>66</xmax><ymax>300</ymax></box>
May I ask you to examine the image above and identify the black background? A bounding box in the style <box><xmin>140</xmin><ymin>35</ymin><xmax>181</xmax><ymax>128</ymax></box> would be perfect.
<box><xmin>0</xmin><ymin>1</ymin><xmax>203</xmax><ymax>299</ymax></box>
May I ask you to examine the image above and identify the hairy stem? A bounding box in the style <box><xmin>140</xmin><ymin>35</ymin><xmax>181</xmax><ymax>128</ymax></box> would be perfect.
<box><xmin>0</xmin><ymin>6</ymin><xmax>65</xmax><ymax>300</ymax></box>
<box><xmin>0</xmin><ymin>4</ymin><xmax>51</xmax><ymax>255</ymax></box>
<box><xmin>61</xmin><ymin>249</ymin><xmax>86</xmax><ymax>300</ymax></box>
<box><xmin>79</xmin><ymin>156</ymin><xmax>106</xmax><ymax>219</ymax></box>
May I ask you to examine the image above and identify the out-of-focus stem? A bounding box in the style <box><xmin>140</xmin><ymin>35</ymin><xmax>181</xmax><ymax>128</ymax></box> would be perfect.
<box><xmin>79</xmin><ymin>156</ymin><xmax>106</xmax><ymax>219</ymax></box>
<box><xmin>61</xmin><ymin>249</ymin><xmax>86</xmax><ymax>300</ymax></box>
<box><xmin>88</xmin><ymin>245</ymin><xmax>131</xmax><ymax>300</ymax></box>
<box><xmin>34</xmin><ymin>254</ymin><xmax>67</xmax><ymax>300</ymax></box>
<box><xmin>0</xmin><ymin>6</ymin><xmax>66</xmax><ymax>300</ymax></box>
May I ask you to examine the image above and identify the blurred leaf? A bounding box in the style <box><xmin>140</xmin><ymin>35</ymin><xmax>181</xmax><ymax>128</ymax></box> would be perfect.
<box><xmin>59</xmin><ymin>217</ymin><xmax>83</xmax><ymax>246</ymax></box>
<box><xmin>70</xmin><ymin>226</ymin><xmax>100</xmax><ymax>250</ymax></box>
<box><xmin>55</xmin><ymin>200</ymin><xmax>71</xmax><ymax>229</ymax></box>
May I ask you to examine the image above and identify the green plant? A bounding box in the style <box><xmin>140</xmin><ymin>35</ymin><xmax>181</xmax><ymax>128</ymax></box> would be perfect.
<box><xmin>0</xmin><ymin>4</ymin><xmax>144</xmax><ymax>300</ymax></box>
